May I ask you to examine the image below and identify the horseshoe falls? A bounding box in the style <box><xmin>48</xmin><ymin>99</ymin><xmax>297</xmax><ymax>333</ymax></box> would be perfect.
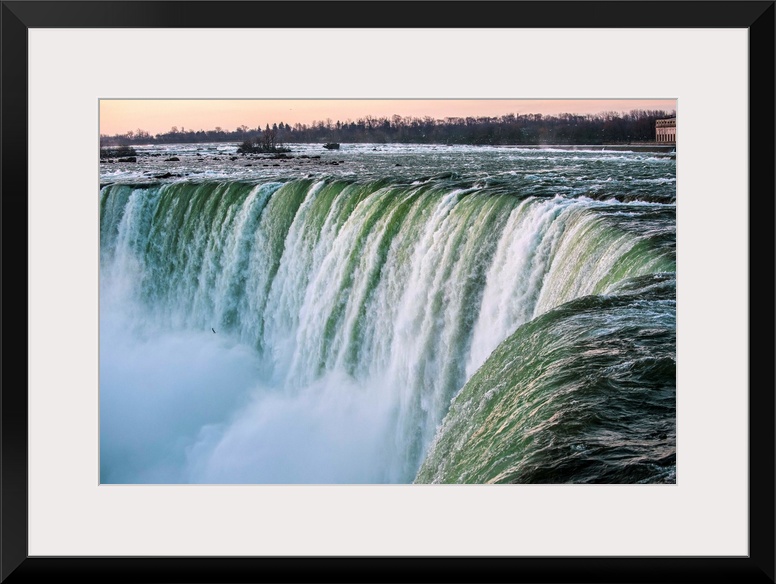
<box><xmin>99</xmin><ymin>144</ymin><xmax>676</xmax><ymax>484</ymax></box>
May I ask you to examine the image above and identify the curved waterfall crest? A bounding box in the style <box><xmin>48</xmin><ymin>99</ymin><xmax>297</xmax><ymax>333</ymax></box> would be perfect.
<box><xmin>100</xmin><ymin>173</ymin><xmax>674</xmax><ymax>484</ymax></box>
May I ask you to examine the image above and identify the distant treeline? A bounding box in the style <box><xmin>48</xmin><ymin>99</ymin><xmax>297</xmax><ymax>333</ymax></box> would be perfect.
<box><xmin>100</xmin><ymin>110</ymin><xmax>676</xmax><ymax>147</ymax></box>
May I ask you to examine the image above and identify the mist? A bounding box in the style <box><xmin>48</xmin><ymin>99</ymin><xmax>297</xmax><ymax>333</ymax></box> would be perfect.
<box><xmin>100</xmin><ymin>306</ymin><xmax>397</xmax><ymax>484</ymax></box>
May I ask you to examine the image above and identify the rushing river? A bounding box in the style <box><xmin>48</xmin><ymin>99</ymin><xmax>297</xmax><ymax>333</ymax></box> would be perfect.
<box><xmin>99</xmin><ymin>143</ymin><xmax>676</xmax><ymax>484</ymax></box>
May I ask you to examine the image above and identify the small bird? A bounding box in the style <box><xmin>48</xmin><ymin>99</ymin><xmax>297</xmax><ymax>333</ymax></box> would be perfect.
<box><xmin>212</xmin><ymin>328</ymin><xmax>216</xmax><ymax>333</ymax></box>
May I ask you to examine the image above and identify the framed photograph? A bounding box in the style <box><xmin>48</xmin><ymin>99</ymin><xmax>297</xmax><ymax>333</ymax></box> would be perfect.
<box><xmin>3</xmin><ymin>1</ymin><xmax>773</xmax><ymax>582</ymax></box>
<box><xmin>96</xmin><ymin>96</ymin><xmax>680</xmax><ymax>488</ymax></box>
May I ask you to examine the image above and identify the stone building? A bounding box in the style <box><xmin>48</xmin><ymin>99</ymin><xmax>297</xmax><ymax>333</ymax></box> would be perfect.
<box><xmin>656</xmin><ymin>118</ymin><xmax>676</xmax><ymax>143</ymax></box>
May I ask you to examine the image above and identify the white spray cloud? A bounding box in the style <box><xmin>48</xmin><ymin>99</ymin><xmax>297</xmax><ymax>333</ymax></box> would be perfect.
<box><xmin>100</xmin><ymin>297</ymin><xmax>397</xmax><ymax>484</ymax></box>
<box><xmin>184</xmin><ymin>371</ymin><xmax>396</xmax><ymax>484</ymax></box>
<box><xmin>99</xmin><ymin>313</ymin><xmax>262</xmax><ymax>483</ymax></box>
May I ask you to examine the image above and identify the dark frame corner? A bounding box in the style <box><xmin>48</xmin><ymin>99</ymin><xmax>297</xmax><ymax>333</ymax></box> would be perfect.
<box><xmin>2</xmin><ymin>2</ymin><xmax>773</xmax><ymax>583</ymax></box>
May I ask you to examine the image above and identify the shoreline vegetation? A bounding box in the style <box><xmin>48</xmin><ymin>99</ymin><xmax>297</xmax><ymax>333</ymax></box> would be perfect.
<box><xmin>100</xmin><ymin>109</ymin><xmax>676</xmax><ymax>148</ymax></box>
<box><xmin>236</xmin><ymin>124</ymin><xmax>291</xmax><ymax>154</ymax></box>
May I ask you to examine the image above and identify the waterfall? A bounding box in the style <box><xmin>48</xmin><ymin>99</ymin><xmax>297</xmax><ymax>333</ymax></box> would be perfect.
<box><xmin>100</xmin><ymin>178</ymin><xmax>674</xmax><ymax>483</ymax></box>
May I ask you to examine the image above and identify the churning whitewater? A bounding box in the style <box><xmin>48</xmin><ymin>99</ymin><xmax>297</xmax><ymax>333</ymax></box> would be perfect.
<box><xmin>99</xmin><ymin>144</ymin><xmax>676</xmax><ymax>484</ymax></box>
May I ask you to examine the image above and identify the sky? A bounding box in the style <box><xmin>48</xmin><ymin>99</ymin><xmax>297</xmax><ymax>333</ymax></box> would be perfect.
<box><xmin>99</xmin><ymin>99</ymin><xmax>676</xmax><ymax>136</ymax></box>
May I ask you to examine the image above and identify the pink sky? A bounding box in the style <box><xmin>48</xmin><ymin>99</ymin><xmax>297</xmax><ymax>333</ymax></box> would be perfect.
<box><xmin>100</xmin><ymin>99</ymin><xmax>676</xmax><ymax>136</ymax></box>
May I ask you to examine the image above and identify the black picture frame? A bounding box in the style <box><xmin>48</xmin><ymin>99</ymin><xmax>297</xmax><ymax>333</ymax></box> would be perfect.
<box><xmin>2</xmin><ymin>2</ymin><xmax>773</xmax><ymax>582</ymax></box>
